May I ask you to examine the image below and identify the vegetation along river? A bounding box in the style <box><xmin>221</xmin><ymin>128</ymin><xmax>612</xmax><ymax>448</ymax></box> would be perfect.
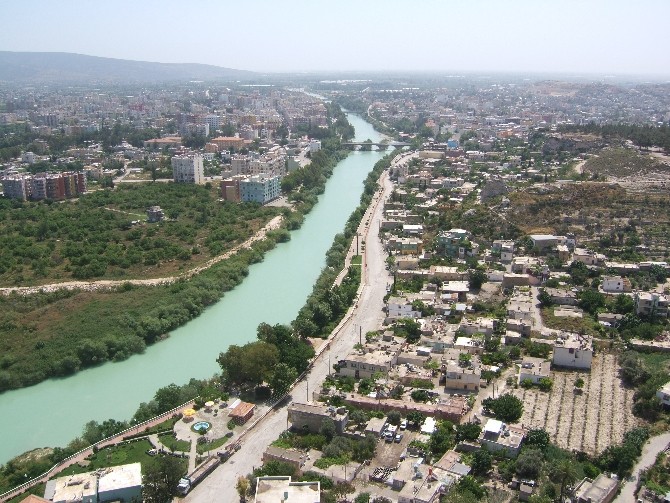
<box><xmin>0</xmin><ymin>113</ymin><xmax>385</xmax><ymax>464</ymax></box>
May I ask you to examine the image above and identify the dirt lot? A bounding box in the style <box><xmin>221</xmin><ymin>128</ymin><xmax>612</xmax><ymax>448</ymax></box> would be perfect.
<box><xmin>511</xmin><ymin>352</ymin><xmax>638</xmax><ymax>454</ymax></box>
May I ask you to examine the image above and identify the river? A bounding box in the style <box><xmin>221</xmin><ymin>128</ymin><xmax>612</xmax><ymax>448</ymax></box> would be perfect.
<box><xmin>0</xmin><ymin>113</ymin><xmax>385</xmax><ymax>465</ymax></box>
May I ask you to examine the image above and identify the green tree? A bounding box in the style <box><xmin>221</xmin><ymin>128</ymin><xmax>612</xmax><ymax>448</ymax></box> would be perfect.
<box><xmin>471</xmin><ymin>449</ymin><xmax>493</xmax><ymax>475</ymax></box>
<box><xmin>270</xmin><ymin>363</ymin><xmax>298</xmax><ymax>397</ymax></box>
<box><xmin>217</xmin><ymin>341</ymin><xmax>280</xmax><ymax>388</ymax></box>
<box><xmin>482</xmin><ymin>393</ymin><xmax>524</xmax><ymax>423</ymax></box>
<box><xmin>142</xmin><ymin>455</ymin><xmax>185</xmax><ymax>503</ymax></box>
<box><xmin>549</xmin><ymin>459</ymin><xmax>578</xmax><ymax>503</ymax></box>
<box><xmin>516</xmin><ymin>448</ymin><xmax>544</xmax><ymax>479</ymax></box>
<box><xmin>236</xmin><ymin>476</ymin><xmax>250</xmax><ymax>502</ymax></box>
<box><xmin>468</xmin><ymin>268</ymin><xmax>488</xmax><ymax>290</ymax></box>
<box><xmin>524</xmin><ymin>428</ymin><xmax>550</xmax><ymax>452</ymax></box>
<box><xmin>578</xmin><ymin>289</ymin><xmax>606</xmax><ymax>315</ymax></box>
<box><xmin>455</xmin><ymin>422</ymin><xmax>482</xmax><ymax>442</ymax></box>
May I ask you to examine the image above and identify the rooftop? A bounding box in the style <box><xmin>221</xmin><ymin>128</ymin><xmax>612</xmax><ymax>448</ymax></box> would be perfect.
<box><xmin>255</xmin><ymin>476</ymin><xmax>320</xmax><ymax>503</ymax></box>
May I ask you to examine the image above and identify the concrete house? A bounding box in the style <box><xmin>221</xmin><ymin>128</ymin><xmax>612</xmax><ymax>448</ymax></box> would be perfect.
<box><xmin>478</xmin><ymin>419</ymin><xmax>525</xmax><ymax>457</ymax></box>
<box><xmin>287</xmin><ymin>402</ymin><xmax>348</xmax><ymax>434</ymax></box>
<box><xmin>552</xmin><ymin>333</ymin><xmax>593</xmax><ymax>369</ymax></box>
<box><xmin>518</xmin><ymin>357</ymin><xmax>551</xmax><ymax>384</ymax></box>
<box><xmin>635</xmin><ymin>292</ymin><xmax>669</xmax><ymax>318</ymax></box>
<box><xmin>657</xmin><ymin>381</ymin><xmax>670</xmax><ymax>407</ymax></box>
<box><xmin>573</xmin><ymin>474</ymin><xmax>618</xmax><ymax>503</ymax></box>
<box><xmin>601</xmin><ymin>276</ymin><xmax>631</xmax><ymax>293</ymax></box>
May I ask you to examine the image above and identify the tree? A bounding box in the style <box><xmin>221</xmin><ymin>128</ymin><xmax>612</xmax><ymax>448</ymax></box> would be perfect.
<box><xmin>332</xmin><ymin>481</ymin><xmax>355</xmax><ymax>500</ymax></box>
<box><xmin>516</xmin><ymin>448</ymin><xmax>544</xmax><ymax>479</ymax></box>
<box><xmin>236</xmin><ymin>476</ymin><xmax>250</xmax><ymax>502</ymax></box>
<box><xmin>394</xmin><ymin>318</ymin><xmax>421</xmax><ymax>343</ymax></box>
<box><xmin>578</xmin><ymin>289</ymin><xmax>606</xmax><ymax>315</ymax></box>
<box><xmin>538</xmin><ymin>288</ymin><xmax>553</xmax><ymax>307</ymax></box>
<box><xmin>387</xmin><ymin>410</ymin><xmax>401</xmax><ymax>426</ymax></box>
<box><xmin>142</xmin><ymin>455</ymin><xmax>185</xmax><ymax>503</ymax></box>
<box><xmin>549</xmin><ymin>459</ymin><xmax>578</xmax><ymax>502</ymax></box>
<box><xmin>524</xmin><ymin>428</ymin><xmax>550</xmax><ymax>452</ymax></box>
<box><xmin>482</xmin><ymin>393</ymin><xmax>524</xmax><ymax>423</ymax></box>
<box><xmin>154</xmin><ymin>383</ymin><xmax>185</xmax><ymax>412</ymax></box>
<box><xmin>456</xmin><ymin>422</ymin><xmax>482</xmax><ymax>442</ymax></box>
<box><xmin>471</xmin><ymin>449</ymin><xmax>493</xmax><ymax>475</ymax></box>
<box><xmin>217</xmin><ymin>341</ymin><xmax>280</xmax><ymax>388</ymax></box>
<box><xmin>320</xmin><ymin>418</ymin><xmax>336</xmax><ymax>442</ymax></box>
<box><xmin>269</xmin><ymin>363</ymin><xmax>298</xmax><ymax>397</ymax></box>
<box><xmin>468</xmin><ymin>268</ymin><xmax>488</xmax><ymax>290</ymax></box>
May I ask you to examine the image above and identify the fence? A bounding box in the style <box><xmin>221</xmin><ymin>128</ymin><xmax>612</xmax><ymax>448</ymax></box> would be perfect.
<box><xmin>0</xmin><ymin>400</ymin><xmax>193</xmax><ymax>502</ymax></box>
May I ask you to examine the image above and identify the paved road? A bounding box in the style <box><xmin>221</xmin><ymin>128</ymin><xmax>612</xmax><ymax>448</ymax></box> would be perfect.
<box><xmin>184</xmin><ymin>168</ymin><xmax>395</xmax><ymax>503</ymax></box>
<box><xmin>613</xmin><ymin>432</ymin><xmax>670</xmax><ymax>503</ymax></box>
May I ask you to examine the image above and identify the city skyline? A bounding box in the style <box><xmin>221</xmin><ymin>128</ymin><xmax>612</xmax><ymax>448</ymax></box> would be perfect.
<box><xmin>1</xmin><ymin>0</ymin><xmax>669</xmax><ymax>77</ymax></box>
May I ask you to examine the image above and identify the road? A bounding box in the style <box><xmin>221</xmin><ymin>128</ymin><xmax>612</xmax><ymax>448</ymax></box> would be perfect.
<box><xmin>184</xmin><ymin>167</ymin><xmax>395</xmax><ymax>503</ymax></box>
<box><xmin>613</xmin><ymin>432</ymin><xmax>670</xmax><ymax>503</ymax></box>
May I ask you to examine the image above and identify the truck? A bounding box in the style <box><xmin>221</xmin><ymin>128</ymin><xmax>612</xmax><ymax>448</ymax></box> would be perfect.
<box><xmin>176</xmin><ymin>456</ymin><xmax>220</xmax><ymax>495</ymax></box>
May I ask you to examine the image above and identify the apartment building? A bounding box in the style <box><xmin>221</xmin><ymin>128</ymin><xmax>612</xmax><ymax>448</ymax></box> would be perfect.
<box><xmin>239</xmin><ymin>174</ymin><xmax>280</xmax><ymax>204</ymax></box>
<box><xmin>634</xmin><ymin>292</ymin><xmax>669</xmax><ymax>318</ymax></box>
<box><xmin>552</xmin><ymin>332</ymin><xmax>593</xmax><ymax>369</ymax></box>
<box><xmin>171</xmin><ymin>154</ymin><xmax>204</xmax><ymax>184</ymax></box>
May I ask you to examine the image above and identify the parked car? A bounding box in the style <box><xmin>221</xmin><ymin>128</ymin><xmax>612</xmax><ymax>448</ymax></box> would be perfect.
<box><xmin>395</xmin><ymin>434</ymin><xmax>403</xmax><ymax>443</ymax></box>
<box><xmin>399</xmin><ymin>419</ymin><xmax>407</xmax><ymax>430</ymax></box>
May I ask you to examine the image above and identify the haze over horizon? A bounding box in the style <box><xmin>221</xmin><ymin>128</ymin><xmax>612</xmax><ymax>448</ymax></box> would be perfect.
<box><xmin>1</xmin><ymin>0</ymin><xmax>669</xmax><ymax>77</ymax></box>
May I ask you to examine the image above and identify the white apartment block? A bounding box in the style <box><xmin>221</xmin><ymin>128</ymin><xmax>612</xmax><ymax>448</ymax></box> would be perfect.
<box><xmin>656</xmin><ymin>381</ymin><xmax>670</xmax><ymax>407</ymax></box>
<box><xmin>172</xmin><ymin>154</ymin><xmax>204</xmax><ymax>184</ymax></box>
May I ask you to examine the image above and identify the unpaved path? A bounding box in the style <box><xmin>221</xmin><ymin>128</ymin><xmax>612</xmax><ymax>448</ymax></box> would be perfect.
<box><xmin>0</xmin><ymin>216</ymin><xmax>283</xmax><ymax>296</ymax></box>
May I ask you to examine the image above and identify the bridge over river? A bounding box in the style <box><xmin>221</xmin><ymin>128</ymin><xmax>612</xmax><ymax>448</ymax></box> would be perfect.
<box><xmin>341</xmin><ymin>141</ymin><xmax>410</xmax><ymax>150</ymax></box>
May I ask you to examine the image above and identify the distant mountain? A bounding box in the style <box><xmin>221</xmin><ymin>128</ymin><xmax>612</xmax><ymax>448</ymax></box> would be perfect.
<box><xmin>0</xmin><ymin>52</ymin><xmax>255</xmax><ymax>83</ymax></box>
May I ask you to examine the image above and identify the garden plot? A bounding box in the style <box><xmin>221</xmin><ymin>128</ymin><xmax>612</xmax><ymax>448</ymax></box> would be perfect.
<box><xmin>512</xmin><ymin>353</ymin><xmax>638</xmax><ymax>454</ymax></box>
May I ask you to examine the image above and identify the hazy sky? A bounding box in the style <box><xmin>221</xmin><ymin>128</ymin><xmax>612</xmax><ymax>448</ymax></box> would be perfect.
<box><xmin>1</xmin><ymin>0</ymin><xmax>669</xmax><ymax>76</ymax></box>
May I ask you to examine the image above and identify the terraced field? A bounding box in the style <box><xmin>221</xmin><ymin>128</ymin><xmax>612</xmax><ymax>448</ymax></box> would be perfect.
<box><xmin>512</xmin><ymin>353</ymin><xmax>638</xmax><ymax>454</ymax></box>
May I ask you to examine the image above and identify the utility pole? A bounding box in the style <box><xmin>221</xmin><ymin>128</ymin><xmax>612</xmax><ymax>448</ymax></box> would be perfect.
<box><xmin>359</xmin><ymin>326</ymin><xmax>362</xmax><ymax>345</ymax></box>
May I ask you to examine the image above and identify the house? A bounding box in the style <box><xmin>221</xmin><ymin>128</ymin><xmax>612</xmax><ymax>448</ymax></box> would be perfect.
<box><xmin>601</xmin><ymin>276</ymin><xmax>631</xmax><ymax>293</ymax></box>
<box><xmin>337</xmin><ymin>349</ymin><xmax>397</xmax><ymax>380</ymax></box>
<box><xmin>544</xmin><ymin>288</ymin><xmax>578</xmax><ymax>306</ymax></box>
<box><xmin>657</xmin><ymin>381</ymin><xmax>670</xmax><ymax>407</ymax></box>
<box><xmin>442</xmin><ymin>281</ymin><xmax>470</xmax><ymax>302</ymax></box>
<box><xmin>454</xmin><ymin>337</ymin><xmax>483</xmax><ymax>355</ymax></box>
<box><xmin>229</xmin><ymin>401</ymin><xmax>255</xmax><ymax>424</ymax></box>
<box><xmin>529</xmin><ymin>234</ymin><xmax>558</xmax><ymax>252</ymax></box>
<box><xmin>254</xmin><ymin>476</ymin><xmax>320</xmax><ymax>503</ymax></box>
<box><xmin>287</xmin><ymin>402</ymin><xmax>348</xmax><ymax>434</ymax></box>
<box><xmin>518</xmin><ymin>357</ymin><xmax>551</xmax><ymax>384</ymax></box>
<box><xmin>387</xmin><ymin>236</ymin><xmax>424</xmax><ymax>255</ymax></box>
<box><xmin>146</xmin><ymin>206</ymin><xmax>164</xmax><ymax>223</ymax></box>
<box><xmin>478</xmin><ymin>419</ymin><xmax>525</xmax><ymax>457</ymax></box>
<box><xmin>635</xmin><ymin>292</ymin><xmax>669</xmax><ymax>318</ymax></box>
<box><xmin>263</xmin><ymin>446</ymin><xmax>309</xmax><ymax>475</ymax></box>
<box><xmin>572</xmin><ymin>248</ymin><xmax>605</xmax><ymax>266</ymax></box>
<box><xmin>506</xmin><ymin>319</ymin><xmax>532</xmax><ymax>337</ymax></box>
<box><xmin>386</xmin><ymin>296</ymin><xmax>422</xmax><ymax>319</ymax></box>
<box><xmin>436</xmin><ymin>229</ymin><xmax>478</xmax><ymax>258</ymax></box>
<box><xmin>573</xmin><ymin>474</ymin><xmax>619</xmax><ymax>503</ymax></box>
<box><xmin>552</xmin><ymin>333</ymin><xmax>593</xmax><ymax>369</ymax></box>
<box><xmin>44</xmin><ymin>463</ymin><xmax>142</xmax><ymax>503</ymax></box>
<box><xmin>443</xmin><ymin>363</ymin><xmax>481</xmax><ymax>391</ymax></box>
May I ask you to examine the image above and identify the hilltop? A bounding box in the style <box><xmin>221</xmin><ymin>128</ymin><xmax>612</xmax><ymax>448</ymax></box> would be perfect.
<box><xmin>0</xmin><ymin>51</ymin><xmax>256</xmax><ymax>83</ymax></box>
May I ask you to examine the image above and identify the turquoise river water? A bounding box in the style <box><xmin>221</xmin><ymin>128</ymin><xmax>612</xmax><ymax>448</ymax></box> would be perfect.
<box><xmin>0</xmin><ymin>113</ymin><xmax>385</xmax><ymax>464</ymax></box>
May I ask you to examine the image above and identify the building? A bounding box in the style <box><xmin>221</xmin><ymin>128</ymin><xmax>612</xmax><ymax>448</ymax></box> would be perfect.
<box><xmin>229</xmin><ymin>401</ymin><xmax>255</xmax><ymax>424</ymax></box>
<box><xmin>211</xmin><ymin>136</ymin><xmax>245</xmax><ymax>150</ymax></box>
<box><xmin>635</xmin><ymin>292</ymin><xmax>669</xmax><ymax>318</ymax></box>
<box><xmin>255</xmin><ymin>476</ymin><xmax>320</xmax><ymax>503</ymax></box>
<box><xmin>97</xmin><ymin>464</ymin><xmax>143</xmax><ymax>503</ymax></box>
<box><xmin>239</xmin><ymin>174</ymin><xmax>280</xmax><ymax>204</ymax></box>
<box><xmin>1</xmin><ymin>175</ymin><xmax>29</xmax><ymax>200</ymax></box>
<box><xmin>337</xmin><ymin>350</ymin><xmax>397</xmax><ymax>379</ymax></box>
<box><xmin>573</xmin><ymin>474</ymin><xmax>619</xmax><ymax>503</ymax></box>
<box><xmin>436</xmin><ymin>228</ymin><xmax>478</xmax><ymax>258</ymax></box>
<box><xmin>220</xmin><ymin>177</ymin><xmax>242</xmax><ymax>202</ymax></box>
<box><xmin>386</xmin><ymin>296</ymin><xmax>422</xmax><ymax>319</ymax></box>
<box><xmin>443</xmin><ymin>363</ymin><xmax>481</xmax><ymax>391</ymax></box>
<box><xmin>44</xmin><ymin>463</ymin><xmax>142</xmax><ymax>503</ymax></box>
<box><xmin>478</xmin><ymin>419</ymin><xmax>525</xmax><ymax>457</ymax></box>
<box><xmin>144</xmin><ymin>136</ymin><xmax>182</xmax><ymax>149</ymax></box>
<box><xmin>287</xmin><ymin>402</ymin><xmax>348</xmax><ymax>434</ymax></box>
<box><xmin>309</xmin><ymin>140</ymin><xmax>321</xmax><ymax>153</ymax></box>
<box><xmin>529</xmin><ymin>234</ymin><xmax>558</xmax><ymax>251</ymax></box>
<box><xmin>518</xmin><ymin>357</ymin><xmax>550</xmax><ymax>384</ymax></box>
<box><xmin>552</xmin><ymin>333</ymin><xmax>593</xmax><ymax>369</ymax></box>
<box><xmin>601</xmin><ymin>276</ymin><xmax>632</xmax><ymax>293</ymax></box>
<box><xmin>262</xmin><ymin>446</ymin><xmax>309</xmax><ymax>475</ymax></box>
<box><xmin>146</xmin><ymin>206</ymin><xmax>164</xmax><ymax>223</ymax></box>
<box><xmin>657</xmin><ymin>381</ymin><xmax>670</xmax><ymax>407</ymax></box>
<box><xmin>172</xmin><ymin>154</ymin><xmax>204</xmax><ymax>184</ymax></box>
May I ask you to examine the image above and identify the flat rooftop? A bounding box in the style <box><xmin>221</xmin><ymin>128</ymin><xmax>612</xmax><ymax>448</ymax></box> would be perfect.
<box><xmin>255</xmin><ymin>476</ymin><xmax>320</xmax><ymax>503</ymax></box>
<box><xmin>98</xmin><ymin>462</ymin><xmax>142</xmax><ymax>493</ymax></box>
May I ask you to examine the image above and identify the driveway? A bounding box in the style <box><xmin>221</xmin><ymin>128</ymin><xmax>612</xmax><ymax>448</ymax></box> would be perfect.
<box><xmin>613</xmin><ymin>432</ymin><xmax>670</xmax><ymax>503</ymax></box>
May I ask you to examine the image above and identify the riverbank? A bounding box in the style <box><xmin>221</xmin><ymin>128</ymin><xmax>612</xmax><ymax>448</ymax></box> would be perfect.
<box><xmin>0</xmin><ymin>111</ymin><xmax>385</xmax><ymax>467</ymax></box>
